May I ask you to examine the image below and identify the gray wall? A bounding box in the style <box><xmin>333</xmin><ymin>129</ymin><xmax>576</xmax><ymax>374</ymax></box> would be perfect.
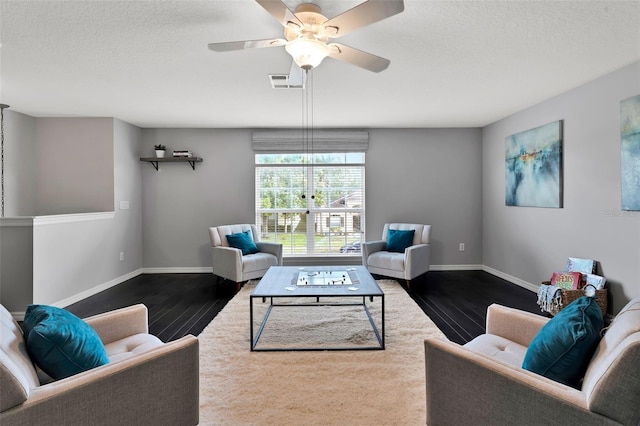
<box><xmin>35</xmin><ymin>118</ymin><xmax>114</xmax><ymax>215</ymax></box>
<box><xmin>482</xmin><ymin>61</ymin><xmax>640</xmax><ymax>313</ymax></box>
<box><xmin>141</xmin><ymin>128</ymin><xmax>262</xmax><ymax>269</ymax></box>
<box><xmin>0</xmin><ymin>219</ymin><xmax>34</xmax><ymax>313</ymax></box>
<box><xmin>0</xmin><ymin>117</ymin><xmax>143</xmax><ymax>310</ymax></box>
<box><xmin>141</xmin><ymin>128</ymin><xmax>483</xmax><ymax>269</ymax></box>
<box><xmin>3</xmin><ymin>110</ymin><xmax>36</xmax><ymax>216</ymax></box>
<box><xmin>33</xmin><ymin>119</ymin><xmax>143</xmax><ymax>305</ymax></box>
<box><xmin>366</xmin><ymin>129</ymin><xmax>483</xmax><ymax>267</ymax></box>
<box><xmin>113</xmin><ymin>119</ymin><xmax>144</xmax><ymax>276</ymax></box>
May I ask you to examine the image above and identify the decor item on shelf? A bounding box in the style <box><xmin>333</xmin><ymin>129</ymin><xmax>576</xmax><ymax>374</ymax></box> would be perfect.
<box><xmin>1</xmin><ymin>103</ymin><xmax>8</xmax><ymax>218</ymax></box>
<box><xmin>154</xmin><ymin>144</ymin><xmax>167</xmax><ymax>158</ymax></box>
<box><xmin>173</xmin><ymin>150</ymin><xmax>193</xmax><ymax>158</ymax></box>
<box><xmin>505</xmin><ymin>120</ymin><xmax>563</xmax><ymax>208</ymax></box>
<box><xmin>621</xmin><ymin>94</ymin><xmax>640</xmax><ymax>211</ymax></box>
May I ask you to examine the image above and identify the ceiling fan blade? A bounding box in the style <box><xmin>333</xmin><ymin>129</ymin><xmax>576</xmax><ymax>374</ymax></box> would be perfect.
<box><xmin>323</xmin><ymin>0</ymin><xmax>404</xmax><ymax>38</ymax></box>
<box><xmin>255</xmin><ymin>0</ymin><xmax>303</xmax><ymax>29</ymax></box>
<box><xmin>288</xmin><ymin>61</ymin><xmax>307</xmax><ymax>87</ymax></box>
<box><xmin>327</xmin><ymin>43</ymin><xmax>390</xmax><ymax>73</ymax></box>
<box><xmin>208</xmin><ymin>38</ymin><xmax>286</xmax><ymax>52</ymax></box>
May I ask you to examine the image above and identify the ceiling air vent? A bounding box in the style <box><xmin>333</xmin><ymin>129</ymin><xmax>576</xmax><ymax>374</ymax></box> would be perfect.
<box><xmin>268</xmin><ymin>74</ymin><xmax>304</xmax><ymax>89</ymax></box>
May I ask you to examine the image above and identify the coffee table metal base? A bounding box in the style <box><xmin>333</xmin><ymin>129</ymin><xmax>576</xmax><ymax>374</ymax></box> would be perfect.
<box><xmin>250</xmin><ymin>295</ymin><xmax>385</xmax><ymax>351</ymax></box>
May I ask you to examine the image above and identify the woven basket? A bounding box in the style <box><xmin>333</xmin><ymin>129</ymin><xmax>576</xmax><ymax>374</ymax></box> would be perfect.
<box><xmin>549</xmin><ymin>287</ymin><xmax>608</xmax><ymax>316</ymax></box>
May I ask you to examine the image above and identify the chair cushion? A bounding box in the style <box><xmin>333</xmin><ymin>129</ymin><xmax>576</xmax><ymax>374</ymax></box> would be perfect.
<box><xmin>226</xmin><ymin>230</ymin><xmax>260</xmax><ymax>255</ymax></box>
<box><xmin>367</xmin><ymin>251</ymin><xmax>405</xmax><ymax>272</ymax></box>
<box><xmin>464</xmin><ymin>334</ymin><xmax>528</xmax><ymax>368</ymax></box>
<box><xmin>386</xmin><ymin>229</ymin><xmax>415</xmax><ymax>253</ymax></box>
<box><xmin>522</xmin><ymin>296</ymin><xmax>603</xmax><ymax>387</ymax></box>
<box><xmin>22</xmin><ymin>305</ymin><xmax>109</xmax><ymax>380</ymax></box>
<box><xmin>242</xmin><ymin>252</ymin><xmax>279</xmax><ymax>273</ymax></box>
<box><xmin>104</xmin><ymin>333</ymin><xmax>164</xmax><ymax>363</ymax></box>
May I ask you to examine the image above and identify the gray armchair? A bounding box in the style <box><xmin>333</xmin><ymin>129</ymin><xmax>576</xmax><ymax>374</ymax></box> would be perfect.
<box><xmin>362</xmin><ymin>223</ymin><xmax>431</xmax><ymax>290</ymax></box>
<box><xmin>1</xmin><ymin>304</ymin><xmax>199</xmax><ymax>425</ymax></box>
<box><xmin>424</xmin><ymin>298</ymin><xmax>640</xmax><ymax>425</ymax></box>
<box><xmin>209</xmin><ymin>224</ymin><xmax>283</xmax><ymax>291</ymax></box>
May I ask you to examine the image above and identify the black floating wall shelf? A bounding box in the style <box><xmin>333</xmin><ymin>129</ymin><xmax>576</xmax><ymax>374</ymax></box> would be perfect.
<box><xmin>139</xmin><ymin>157</ymin><xmax>203</xmax><ymax>171</ymax></box>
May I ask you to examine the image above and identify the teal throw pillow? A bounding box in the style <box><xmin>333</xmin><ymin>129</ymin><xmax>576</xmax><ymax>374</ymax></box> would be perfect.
<box><xmin>522</xmin><ymin>296</ymin><xmax>603</xmax><ymax>388</ymax></box>
<box><xmin>22</xmin><ymin>305</ymin><xmax>109</xmax><ymax>380</ymax></box>
<box><xmin>226</xmin><ymin>230</ymin><xmax>259</xmax><ymax>255</ymax></box>
<box><xmin>386</xmin><ymin>229</ymin><xmax>415</xmax><ymax>253</ymax></box>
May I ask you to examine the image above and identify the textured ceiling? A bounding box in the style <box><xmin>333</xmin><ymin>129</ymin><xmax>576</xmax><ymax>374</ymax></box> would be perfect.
<box><xmin>1</xmin><ymin>0</ymin><xmax>639</xmax><ymax>129</ymax></box>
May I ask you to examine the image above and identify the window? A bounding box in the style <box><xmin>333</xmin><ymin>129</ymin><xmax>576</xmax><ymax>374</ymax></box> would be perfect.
<box><xmin>255</xmin><ymin>153</ymin><xmax>365</xmax><ymax>256</ymax></box>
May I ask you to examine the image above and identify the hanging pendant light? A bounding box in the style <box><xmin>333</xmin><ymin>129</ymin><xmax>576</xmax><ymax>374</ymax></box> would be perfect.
<box><xmin>0</xmin><ymin>104</ymin><xmax>9</xmax><ymax>218</ymax></box>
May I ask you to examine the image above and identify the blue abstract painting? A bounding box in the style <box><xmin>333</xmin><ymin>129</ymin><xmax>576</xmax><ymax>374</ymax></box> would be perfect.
<box><xmin>505</xmin><ymin>121</ymin><xmax>563</xmax><ymax>208</ymax></box>
<box><xmin>621</xmin><ymin>94</ymin><xmax>640</xmax><ymax>211</ymax></box>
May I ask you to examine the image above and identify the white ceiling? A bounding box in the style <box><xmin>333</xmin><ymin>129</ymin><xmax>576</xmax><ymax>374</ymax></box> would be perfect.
<box><xmin>1</xmin><ymin>0</ymin><xmax>639</xmax><ymax>129</ymax></box>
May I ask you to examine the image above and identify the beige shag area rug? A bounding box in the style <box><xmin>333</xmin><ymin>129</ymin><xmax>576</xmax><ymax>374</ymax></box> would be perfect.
<box><xmin>198</xmin><ymin>280</ymin><xmax>446</xmax><ymax>425</ymax></box>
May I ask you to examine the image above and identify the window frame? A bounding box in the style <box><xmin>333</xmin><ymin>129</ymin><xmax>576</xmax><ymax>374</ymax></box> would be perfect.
<box><xmin>255</xmin><ymin>153</ymin><xmax>365</xmax><ymax>257</ymax></box>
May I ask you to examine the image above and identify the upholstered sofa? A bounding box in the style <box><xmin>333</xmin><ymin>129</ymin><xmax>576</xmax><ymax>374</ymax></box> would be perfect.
<box><xmin>424</xmin><ymin>297</ymin><xmax>640</xmax><ymax>425</ymax></box>
<box><xmin>1</xmin><ymin>303</ymin><xmax>199</xmax><ymax>425</ymax></box>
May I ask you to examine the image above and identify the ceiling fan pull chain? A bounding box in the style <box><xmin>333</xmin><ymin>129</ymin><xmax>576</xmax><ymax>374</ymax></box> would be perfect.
<box><xmin>0</xmin><ymin>104</ymin><xmax>9</xmax><ymax>218</ymax></box>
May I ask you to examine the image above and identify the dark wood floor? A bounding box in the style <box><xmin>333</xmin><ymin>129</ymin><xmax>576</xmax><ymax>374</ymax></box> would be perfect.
<box><xmin>66</xmin><ymin>274</ymin><xmax>237</xmax><ymax>343</ymax></box>
<box><xmin>65</xmin><ymin>270</ymin><xmax>543</xmax><ymax>345</ymax></box>
<box><xmin>406</xmin><ymin>270</ymin><xmax>544</xmax><ymax>344</ymax></box>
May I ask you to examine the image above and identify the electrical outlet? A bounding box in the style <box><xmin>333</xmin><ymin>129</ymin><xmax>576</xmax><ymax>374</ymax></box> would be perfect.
<box><xmin>119</xmin><ymin>251</ymin><xmax>124</xmax><ymax>261</ymax></box>
<box><xmin>459</xmin><ymin>243</ymin><xmax>465</xmax><ymax>252</ymax></box>
<box><xmin>119</xmin><ymin>201</ymin><xmax>130</xmax><ymax>210</ymax></box>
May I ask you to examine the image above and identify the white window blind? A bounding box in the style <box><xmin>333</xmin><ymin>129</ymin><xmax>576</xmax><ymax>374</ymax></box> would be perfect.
<box><xmin>252</xmin><ymin>130</ymin><xmax>369</xmax><ymax>153</ymax></box>
<box><xmin>255</xmin><ymin>152</ymin><xmax>365</xmax><ymax>256</ymax></box>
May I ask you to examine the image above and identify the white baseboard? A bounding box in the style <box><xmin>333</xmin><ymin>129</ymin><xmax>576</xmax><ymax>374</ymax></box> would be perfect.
<box><xmin>429</xmin><ymin>264</ymin><xmax>483</xmax><ymax>271</ymax></box>
<box><xmin>53</xmin><ymin>268</ymin><xmax>145</xmax><ymax>309</ymax></box>
<box><xmin>142</xmin><ymin>267</ymin><xmax>213</xmax><ymax>274</ymax></box>
<box><xmin>10</xmin><ymin>269</ymin><xmax>146</xmax><ymax>320</ymax></box>
<box><xmin>482</xmin><ymin>266</ymin><xmax>538</xmax><ymax>293</ymax></box>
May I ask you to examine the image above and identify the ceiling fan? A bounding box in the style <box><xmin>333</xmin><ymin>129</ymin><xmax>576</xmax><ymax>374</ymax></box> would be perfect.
<box><xmin>208</xmin><ymin>0</ymin><xmax>404</xmax><ymax>74</ymax></box>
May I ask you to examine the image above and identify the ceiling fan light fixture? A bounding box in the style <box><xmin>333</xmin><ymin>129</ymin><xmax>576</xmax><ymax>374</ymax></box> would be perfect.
<box><xmin>285</xmin><ymin>38</ymin><xmax>330</xmax><ymax>70</ymax></box>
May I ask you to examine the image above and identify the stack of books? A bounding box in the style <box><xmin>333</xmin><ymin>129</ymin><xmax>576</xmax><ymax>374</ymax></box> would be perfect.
<box><xmin>172</xmin><ymin>150</ymin><xmax>193</xmax><ymax>158</ymax></box>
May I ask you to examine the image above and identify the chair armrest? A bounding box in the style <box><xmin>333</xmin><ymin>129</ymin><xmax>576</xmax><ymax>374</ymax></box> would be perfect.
<box><xmin>486</xmin><ymin>304</ymin><xmax>550</xmax><ymax>347</ymax></box>
<box><xmin>256</xmin><ymin>242</ymin><xmax>283</xmax><ymax>265</ymax></box>
<box><xmin>423</xmin><ymin>338</ymin><xmax>607</xmax><ymax>426</ymax></box>
<box><xmin>404</xmin><ymin>243</ymin><xmax>430</xmax><ymax>278</ymax></box>
<box><xmin>212</xmin><ymin>245</ymin><xmax>242</xmax><ymax>281</ymax></box>
<box><xmin>362</xmin><ymin>240</ymin><xmax>386</xmax><ymax>265</ymax></box>
<box><xmin>83</xmin><ymin>304</ymin><xmax>148</xmax><ymax>345</ymax></box>
<box><xmin>2</xmin><ymin>336</ymin><xmax>200</xmax><ymax>425</ymax></box>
